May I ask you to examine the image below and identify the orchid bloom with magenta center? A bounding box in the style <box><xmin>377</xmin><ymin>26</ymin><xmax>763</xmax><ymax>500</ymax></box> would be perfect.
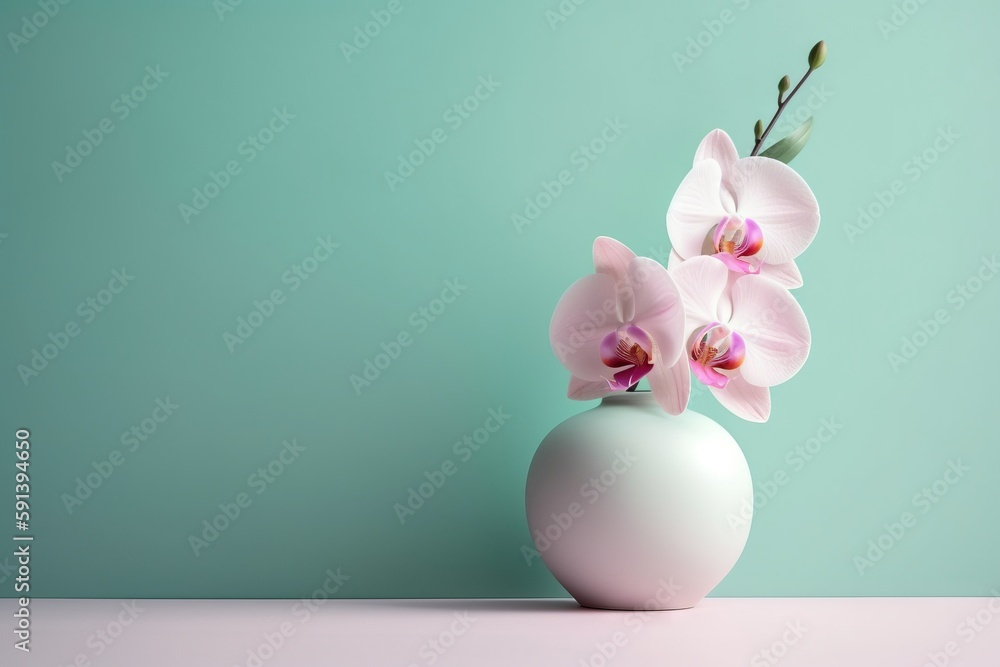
<box><xmin>688</xmin><ymin>321</ymin><xmax>746</xmax><ymax>389</ymax></box>
<box><xmin>550</xmin><ymin>237</ymin><xmax>689</xmax><ymax>414</ymax></box>
<box><xmin>712</xmin><ymin>215</ymin><xmax>764</xmax><ymax>275</ymax></box>
<box><xmin>665</xmin><ymin>129</ymin><xmax>820</xmax><ymax>288</ymax></box>
<box><xmin>665</xmin><ymin>255</ymin><xmax>811</xmax><ymax>422</ymax></box>
<box><xmin>600</xmin><ymin>324</ymin><xmax>655</xmax><ymax>390</ymax></box>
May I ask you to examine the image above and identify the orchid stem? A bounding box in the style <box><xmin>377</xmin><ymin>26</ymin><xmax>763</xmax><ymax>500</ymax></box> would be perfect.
<box><xmin>626</xmin><ymin>383</ymin><xmax>638</xmax><ymax>392</ymax></box>
<box><xmin>750</xmin><ymin>66</ymin><xmax>813</xmax><ymax>156</ymax></box>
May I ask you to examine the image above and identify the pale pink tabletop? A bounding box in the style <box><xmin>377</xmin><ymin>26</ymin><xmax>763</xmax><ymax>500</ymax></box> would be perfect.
<box><xmin>3</xmin><ymin>597</ymin><xmax>999</xmax><ymax>666</ymax></box>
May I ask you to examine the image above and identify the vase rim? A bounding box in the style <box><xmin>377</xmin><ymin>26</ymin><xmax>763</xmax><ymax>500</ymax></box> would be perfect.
<box><xmin>600</xmin><ymin>391</ymin><xmax>658</xmax><ymax>405</ymax></box>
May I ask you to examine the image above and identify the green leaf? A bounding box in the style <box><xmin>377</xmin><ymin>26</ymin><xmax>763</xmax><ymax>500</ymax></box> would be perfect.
<box><xmin>760</xmin><ymin>117</ymin><xmax>813</xmax><ymax>164</ymax></box>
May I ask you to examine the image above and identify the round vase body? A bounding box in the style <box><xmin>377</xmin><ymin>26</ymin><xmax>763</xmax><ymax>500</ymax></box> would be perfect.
<box><xmin>525</xmin><ymin>393</ymin><xmax>752</xmax><ymax>610</ymax></box>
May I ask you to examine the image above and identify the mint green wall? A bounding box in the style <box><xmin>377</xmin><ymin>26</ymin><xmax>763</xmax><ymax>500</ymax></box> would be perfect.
<box><xmin>2</xmin><ymin>0</ymin><xmax>997</xmax><ymax>598</ymax></box>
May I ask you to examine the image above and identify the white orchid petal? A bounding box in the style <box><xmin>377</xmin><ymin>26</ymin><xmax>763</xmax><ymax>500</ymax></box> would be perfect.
<box><xmin>667</xmin><ymin>256</ymin><xmax>731</xmax><ymax>334</ymax></box>
<box><xmin>710</xmin><ymin>375</ymin><xmax>771</xmax><ymax>422</ymax></box>
<box><xmin>694</xmin><ymin>129</ymin><xmax>739</xmax><ymax>210</ymax></box>
<box><xmin>666</xmin><ymin>160</ymin><xmax>729</xmax><ymax>261</ymax></box>
<box><xmin>628</xmin><ymin>257</ymin><xmax>686</xmax><ymax>368</ymax></box>
<box><xmin>647</xmin><ymin>359</ymin><xmax>691</xmax><ymax>416</ymax></box>
<box><xmin>593</xmin><ymin>236</ymin><xmax>637</xmax><ymax>322</ymax></box>
<box><xmin>666</xmin><ymin>248</ymin><xmax>684</xmax><ymax>271</ymax></box>
<box><xmin>758</xmin><ymin>260</ymin><xmax>804</xmax><ymax>289</ymax></box>
<box><xmin>694</xmin><ymin>129</ymin><xmax>739</xmax><ymax>169</ymax></box>
<box><xmin>567</xmin><ymin>375</ymin><xmax>613</xmax><ymax>401</ymax></box>
<box><xmin>729</xmin><ymin>157</ymin><xmax>820</xmax><ymax>264</ymax></box>
<box><xmin>729</xmin><ymin>275</ymin><xmax>811</xmax><ymax>387</ymax></box>
<box><xmin>549</xmin><ymin>273</ymin><xmax>621</xmax><ymax>381</ymax></box>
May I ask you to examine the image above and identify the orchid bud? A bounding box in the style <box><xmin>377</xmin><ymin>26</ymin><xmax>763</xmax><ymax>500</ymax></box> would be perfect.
<box><xmin>754</xmin><ymin>119</ymin><xmax>763</xmax><ymax>141</ymax></box>
<box><xmin>808</xmin><ymin>41</ymin><xmax>827</xmax><ymax>70</ymax></box>
<box><xmin>778</xmin><ymin>75</ymin><xmax>790</xmax><ymax>94</ymax></box>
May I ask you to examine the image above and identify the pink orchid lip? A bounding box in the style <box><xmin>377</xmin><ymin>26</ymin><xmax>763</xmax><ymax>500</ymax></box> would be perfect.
<box><xmin>712</xmin><ymin>216</ymin><xmax>763</xmax><ymax>274</ymax></box>
<box><xmin>600</xmin><ymin>324</ymin><xmax>655</xmax><ymax>390</ymax></box>
<box><xmin>712</xmin><ymin>251</ymin><xmax>761</xmax><ymax>275</ymax></box>
<box><xmin>688</xmin><ymin>322</ymin><xmax>746</xmax><ymax>389</ymax></box>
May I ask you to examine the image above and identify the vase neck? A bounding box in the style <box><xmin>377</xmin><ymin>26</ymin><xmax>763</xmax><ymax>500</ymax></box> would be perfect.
<box><xmin>600</xmin><ymin>392</ymin><xmax>659</xmax><ymax>408</ymax></box>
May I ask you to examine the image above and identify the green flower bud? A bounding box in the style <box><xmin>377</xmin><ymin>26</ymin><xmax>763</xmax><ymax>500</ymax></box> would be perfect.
<box><xmin>754</xmin><ymin>119</ymin><xmax>764</xmax><ymax>141</ymax></box>
<box><xmin>778</xmin><ymin>75</ymin><xmax>790</xmax><ymax>94</ymax></box>
<box><xmin>808</xmin><ymin>40</ymin><xmax>827</xmax><ymax>70</ymax></box>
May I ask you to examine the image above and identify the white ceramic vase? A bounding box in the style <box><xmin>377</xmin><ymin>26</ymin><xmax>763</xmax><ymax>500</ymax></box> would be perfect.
<box><xmin>525</xmin><ymin>392</ymin><xmax>752</xmax><ymax>610</ymax></box>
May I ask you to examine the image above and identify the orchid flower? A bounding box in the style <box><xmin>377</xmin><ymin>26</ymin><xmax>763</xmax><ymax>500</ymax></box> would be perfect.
<box><xmin>549</xmin><ymin>237</ymin><xmax>689</xmax><ymax>414</ymax></box>
<box><xmin>666</xmin><ymin>255</ymin><xmax>811</xmax><ymax>422</ymax></box>
<box><xmin>665</xmin><ymin>129</ymin><xmax>820</xmax><ymax>288</ymax></box>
